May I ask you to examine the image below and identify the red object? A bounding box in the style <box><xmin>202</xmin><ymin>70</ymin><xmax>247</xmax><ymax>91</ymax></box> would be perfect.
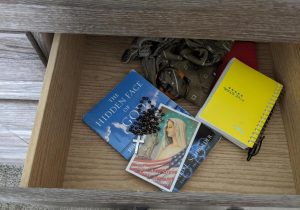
<box><xmin>215</xmin><ymin>41</ymin><xmax>258</xmax><ymax>81</ymax></box>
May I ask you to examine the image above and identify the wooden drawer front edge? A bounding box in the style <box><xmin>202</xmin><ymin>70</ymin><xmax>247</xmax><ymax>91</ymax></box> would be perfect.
<box><xmin>0</xmin><ymin>0</ymin><xmax>300</xmax><ymax>42</ymax></box>
<box><xmin>0</xmin><ymin>188</ymin><xmax>300</xmax><ymax>208</ymax></box>
<box><xmin>270</xmin><ymin>43</ymin><xmax>300</xmax><ymax>194</ymax></box>
<box><xmin>21</xmin><ymin>34</ymin><xmax>85</xmax><ymax>188</ymax></box>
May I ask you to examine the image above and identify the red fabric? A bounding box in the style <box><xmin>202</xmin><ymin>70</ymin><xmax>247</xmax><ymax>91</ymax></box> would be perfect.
<box><xmin>215</xmin><ymin>41</ymin><xmax>257</xmax><ymax>81</ymax></box>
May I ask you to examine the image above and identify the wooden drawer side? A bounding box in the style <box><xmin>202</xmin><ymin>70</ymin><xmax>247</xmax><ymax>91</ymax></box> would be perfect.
<box><xmin>271</xmin><ymin>43</ymin><xmax>300</xmax><ymax>194</ymax></box>
<box><xmin>21</xmin><ymin>34</ymin><xmax>85</xmax><ymax>188</ymax></box>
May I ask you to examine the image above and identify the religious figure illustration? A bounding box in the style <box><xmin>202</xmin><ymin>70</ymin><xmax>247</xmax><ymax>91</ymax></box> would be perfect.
<box><xmin>156</xmin><ymin>118</ymin><xmax>187</xmax><ymax>160</ymax></box>
<box><xmin>127</xmin><ymin>104</ymin><xmax>200</xmax><ymax>192</ymax></box>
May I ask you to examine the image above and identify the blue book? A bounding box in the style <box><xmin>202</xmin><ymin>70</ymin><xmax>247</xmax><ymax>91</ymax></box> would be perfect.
<box><xmin>83</xmin><ymin>70</ymin><xmax>221</xmax><ymax>191</ymax></box>
<box><xmin>173</xmin><ymin>124</ymin><xmax>221</xmax><ymax>192</ymax></box>
<box><xmin>83</xmin><ymin>70</ymin><xmax>187</xmax><ymax>160</ymax></box>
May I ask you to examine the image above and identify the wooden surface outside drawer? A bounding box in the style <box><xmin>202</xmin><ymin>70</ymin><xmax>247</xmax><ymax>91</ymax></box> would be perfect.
<box><xmin>0</xmin><ymin>1</ymin><xmax>300</xmax><ymax>42</ymax></box>
<box><xmin>1</xmin><ymin>187</ymin><xmax>300</xmax><ymax>209</ymax></box>
<box><xmin>19</xmin><ymin>34</ymin><xmax>300</xmax><ymax>208</ymax></box>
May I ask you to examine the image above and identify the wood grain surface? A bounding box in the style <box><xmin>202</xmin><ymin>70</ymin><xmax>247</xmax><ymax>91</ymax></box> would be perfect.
<box><xmin>21</xmin><ymin>34</ymin><xmax>84</xmax><ymax>188</ymax></box>
<box><xmin>0</xmin><ymin>32</ymin><xmax>44</xmax><ymax>81</ymax></box>
<box><xmin>0</xmin><ymin>81</ymin><xmax>42</xmax><ymax>100</ymax></box>
<box><xmin>62</xmin><ymin>36</ymin><xmax>296</xmax><ymax>194</ymax></box>
<box><xmin>26</xmin><ymin>32</ymin><xmax>54</xmax><ymax>66</ymax></box>
<box><xmin>0</xmin><ymin>128</ymin><xmax>28</xmax><ymax>164</ymax></box>
<box><xmin>0</xmin><ymin>1</ymin><xmax>300</xmax><ymax>42</ymax></box>
<box><xmin>0</xmin><ymin>32</ymin><xmax>44</xmax><ymax>164</ymax></box>
<box><xmin>0</xmin><ymin>32</ymin><xmax>43</xmax><ymax>100</ymax></box>
<box><xmin>31</xmin><ymin>32</ymin><xmax>53</xmax><ymax>62</ymax></box>
<box><xmin>1</xmin><ymin>187</ymin><xmax>300</xmax><ymax>209</ymax></box>
<box><xmin>270</xmin><ymin>43</ymin><xmax>300</xmax><ymax>194</ymax></box>
<box><xmin>0</xmin><ymin>100</ymin><xmax>37</xmax><ymax>143</ymax></box>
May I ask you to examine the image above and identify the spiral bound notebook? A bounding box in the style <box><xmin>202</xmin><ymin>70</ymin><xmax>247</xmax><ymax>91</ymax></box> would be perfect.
<box><xmin>197</xmin><ymin>58</ymin><xmax>283</xmax><ymax>149</ymax></box>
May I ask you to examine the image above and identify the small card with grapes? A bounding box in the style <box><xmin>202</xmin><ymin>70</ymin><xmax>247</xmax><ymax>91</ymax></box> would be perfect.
<box><xmin>126</xmin><ymin>104</ymin><xmax>200</xmax><ymax>192</ymax></box>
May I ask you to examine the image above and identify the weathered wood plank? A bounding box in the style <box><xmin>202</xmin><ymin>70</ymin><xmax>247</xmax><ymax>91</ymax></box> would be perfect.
<box><xmin>0</xmin><ymin>124</ymin><xmax>28</xmax><ymax>164</ymax></box>
<box><xmin>0</xmin><ymin>100</ymin><xmax>38</xmax><ymax>133</ymax></box>
<box><xmin>0</xmin><ymin>125</ymin><xmax>31</xmax><ymax>144</ymax></box>
<box><xmin>0</xmin><ymin>0</ymin><xmax>300</xmax><ymax>42</ymax></box>
<box><xmin>26</xmin><ymin>32</ymin><xmax>54</xmax><ymax>66</ymax></box>
<box><xmin>0</xmin><ymin>146</ymin><xmax>27</xmax><ymax>164</ymax></box>
<box><xmin>31</xmin><ymin>32</ymin><xmax>53</xmax><ymax>60</ymax></box>
<box><xmin>0</xmin><ymin>125</ymin><xmax>29</xmax><ymax>145</ymax></box>
<box><xmin>0</xmin><ymin>188</ymin><xmax>300</xmax><ymax>208</ymax></box>
<box><xmin>0</xmin><ymin>32</ymin><xmax>43</xmax><ymax>164</ymax></box>
<box><xmin>26</xmin><ymin>32</ymin><xmax>48</xmax><ymax>66</ymax></box>
<box><xmin>0</xmin><ymin>100</ymin><xmax>35</xmax><ymax>163</ymax></box>
<box><xmin>0</xmin><ymin>32</ymin><xmax>44</xmax><ymax>81</ymax></box>
<box><xmin>0</xmin><ymin>81</ymin><xmax>42</xmax><ymax>100</ymax></box>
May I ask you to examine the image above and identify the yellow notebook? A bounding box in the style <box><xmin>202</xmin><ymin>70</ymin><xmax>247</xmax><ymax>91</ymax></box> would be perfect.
<box><xmin>197</xmin><ymin>58</ymin><xmax>283</xmax><ymax>149</ymax></box>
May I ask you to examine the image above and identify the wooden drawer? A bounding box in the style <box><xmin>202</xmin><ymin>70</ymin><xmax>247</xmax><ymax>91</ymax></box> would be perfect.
<box><xmin>20</xmin><ymin>34</ymin><xmax>300</xmax><ymax>209</ymax></box>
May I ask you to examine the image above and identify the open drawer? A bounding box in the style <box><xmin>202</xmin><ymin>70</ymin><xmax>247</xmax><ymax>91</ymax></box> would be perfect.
<box><xmin>20</xmin><ymin>34</ymin><xmax>300</xmax><ymax>209</ymax></box>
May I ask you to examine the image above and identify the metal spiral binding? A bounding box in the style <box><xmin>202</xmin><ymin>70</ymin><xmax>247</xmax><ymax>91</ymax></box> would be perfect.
<box><xmin>248</xmin><ymin>84</ymin><xmax>283</xmax><ymax>145</ymax></box>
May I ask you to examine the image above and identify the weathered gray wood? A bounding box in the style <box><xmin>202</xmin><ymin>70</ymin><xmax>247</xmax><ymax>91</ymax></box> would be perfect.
<box><xmin>0</xmin><ymin>81</ymin><xmax>42</xmax><ymax>100</ymax></box>
<box><xmin>0</xmin><ymin>147</ymin><xmax>27</xmax><ymax>164</ymax></box>
<box><xmin>0</xmin><ymin>32</ymin><xmax>44</xmax><ymax>81</ymax></box>
<box><xmin>0</xmin><ymin>32</ymin><xmax>44</xmax><ymax>164</ymax></box>
<box><xmin>158</xmin><ymin>208</ymin><xmax>300</xmax><ymax>210</ymax></box>
<box><xmin>0</xmin><ymin>100</ymin><xmax>36</xmax><ymax>163</ymax></box>
<box><xmin>0</xmin><ymin>188</ymin><xmax>300</xmax><ymax>208</ymax></box>
<box><xmin>26</xmin><ymin>32</ymin><xmax>54</xmax><ymax>66</ymax></box>
<box><xmin>0</xmin><ymin>123</ymin><xmax>28</xmax><ymax>164</ymax></box>
<box><xmin>0</xmin><ymin>125</ymin><xmax>31</xmax><ymax>144</ymax></box>
<box><xmin>31</xmin><ymin>33</ymin><xmax>53</xmax><ymax>60</ymax></box>
<box><xmin>0</xmin><ymin>100</ymin><xmax>38</xmax><ymax>133</ymax></box>
<box><xmin>0</xmin><ymin>0</ymin><xmax>300</xmax><ymax>42</ymax></box>
<box><xmin>26</xmin><ymin>32</ymin><xmax>48</xmax><ymax>66</ymax></box>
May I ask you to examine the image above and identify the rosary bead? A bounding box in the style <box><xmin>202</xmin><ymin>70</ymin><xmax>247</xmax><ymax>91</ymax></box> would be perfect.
<box><xmin>129</xmin><ymin>97</ymin><xmax>165</xmax><ymax>136</ymax></box>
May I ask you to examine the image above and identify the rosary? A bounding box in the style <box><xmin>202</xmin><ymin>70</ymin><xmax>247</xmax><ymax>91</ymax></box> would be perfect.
<box><xmin>129</xmin><ymin>97</ymin><xmax>165</xmax><ymax>154</ymax></box>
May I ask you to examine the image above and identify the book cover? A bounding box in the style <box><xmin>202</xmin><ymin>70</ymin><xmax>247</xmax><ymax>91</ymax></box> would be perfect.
<box><xmin>214</xmin><ymin>41</ymin><xmax>257</xmax><ymax>84</ymax></box>
<box><xmin>126</xmin><ymin>104</ymin><xmax>201</xmax><ymax>192</ymax></box>
<box><xmin>83</xmin><ymin>70</ymin><xmax>188</xmax><ymax>160</ymax></box>
<box><xmin>173</xmin><ymin>124</ymin><xmax>221</xmax><ymax>192</ymax></box>
<box><xmin>197</xmin><ymin>58</ymin><xmax>283</xmax><ymax>149</ymax></box>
